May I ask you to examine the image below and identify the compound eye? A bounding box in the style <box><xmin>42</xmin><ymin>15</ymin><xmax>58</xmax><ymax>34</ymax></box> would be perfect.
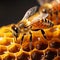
<box><xmin>11</xmin><ymin>25</ymin><xmax>19</xmax><ymax>38</ymax></box>
<box><xmin>12</xmin><ymin>25</ymin><xmax>19</xmax><ymax>33</ymax></box>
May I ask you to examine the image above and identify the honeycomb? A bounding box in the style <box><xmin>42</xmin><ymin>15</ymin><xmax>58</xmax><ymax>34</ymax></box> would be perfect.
<box><xmin>0</xmin><ymin>24</ymin><xmax>59</xmax><ymax>60</ymax></box>
<box><xmin>0</xmin><ymin>0</ymin><xmax>60</xmax><ymax>60</ymax></box>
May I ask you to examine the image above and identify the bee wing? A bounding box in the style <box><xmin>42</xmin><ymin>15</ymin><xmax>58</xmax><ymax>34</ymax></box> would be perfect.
<box><xmin>22</xmin><ymin>6</ymin><xmax>38</xmax><ymax>20</ymax></box>
<box><xmin>31</xmin><ymin>13</ymin><xmax>48</xmax><ymax>24</ymax></box>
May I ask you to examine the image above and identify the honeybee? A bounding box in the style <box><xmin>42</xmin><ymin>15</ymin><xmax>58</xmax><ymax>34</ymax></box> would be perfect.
<box><xmin>11</xmin><ymin>0</ymin><xmax>60</xmax><ymax>45</ymax></box>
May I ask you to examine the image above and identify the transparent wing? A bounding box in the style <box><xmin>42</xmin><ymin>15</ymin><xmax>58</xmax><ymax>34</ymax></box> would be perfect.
<box><xmin>22</xmin><ymin>6</ymin><xmax>38</xmax><ymax>20</ymax></box>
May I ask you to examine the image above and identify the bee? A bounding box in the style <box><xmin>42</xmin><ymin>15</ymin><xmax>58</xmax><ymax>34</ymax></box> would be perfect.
<box><xmin>39</xmin><ymin>0</ymin><xmax>60</xmax><ymax>24</ymax></box>
<box><xmin>11</xmin><ymin>0</ymin><xmax>60</xmax><ymax>45</ymax></box>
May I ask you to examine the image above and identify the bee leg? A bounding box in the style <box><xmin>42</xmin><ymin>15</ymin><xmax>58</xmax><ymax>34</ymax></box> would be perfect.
<box><xmin>20</xmin><ymin>34</ymin><xmax>26</xmax><ymax>45</ymax></box>
<box><xmin>40</xmin><ymin>29</ymin><xmax>46</xmax><ymax>39</ymax></box>
<box><xmin>29</xmin><ymin>32</ymin><xmax>33</xmax><ymax>50</ymax></box>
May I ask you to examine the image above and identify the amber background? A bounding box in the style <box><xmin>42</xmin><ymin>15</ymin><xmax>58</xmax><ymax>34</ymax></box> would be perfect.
<box><xmin>0</xmin><ymin>0</ymin><xmax>38</xmax><ymax>26</ymax></box>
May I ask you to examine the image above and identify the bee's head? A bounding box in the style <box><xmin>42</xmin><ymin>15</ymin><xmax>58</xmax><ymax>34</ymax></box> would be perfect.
<box><xmin>39</xmin><ymin>3</ymin><xmax>53</xmax><ymax>14</ymax></box>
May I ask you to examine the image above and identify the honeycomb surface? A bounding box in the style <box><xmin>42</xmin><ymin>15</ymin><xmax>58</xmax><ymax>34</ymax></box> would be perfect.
<box><xmin>0</xmin><ymin>24</ymin><xmax>59</xmax><ymax>60</ymax></box>
<box><xmin>0</xmin><ymin>0</ymin><xmax>60</xmax><ymax>59</ymax></box>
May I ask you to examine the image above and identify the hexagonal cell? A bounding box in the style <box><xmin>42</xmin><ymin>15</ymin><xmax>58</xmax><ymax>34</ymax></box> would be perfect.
<box><xmin>0</xmin><ymin>37</ymin><xmax>14</xmax><ymax>46</ymax></box>
<box><xmin>45</xmin><ymin>49</ymin><xmax>57</xmax><ymax>60</ymax></box>
<box><xmin>22</xmin><ymin>42</ymin><xmax>34</xmax><ymax>52</ymax></box>
<box><xmin>3</xmin><ymin>53</ymin><xmax>15</xmax><ymax>60</ymax></box>
<box><xmin>0</xmin><ymin>45</ymin><xmax>7</xmax><ymax>55</ymax></box>
<box><xmin>17</xmin><ymin>52</ymin><xmax>30</xmax><ymax>60</ymax></box>
<box><xmin>31</xmin><ymin>50</ymin><xmax>44</xmax><ymax>60</ymax></box>
<box><xmin>35</xmin><ymin>40</ymin><xmax>48</xmax><ymax>50</ymax></box>
<box><xmin>7</xmin><ymin>43</ymin><xmax>20</xmax><ymax>53</ymax></box>
<box><xmin>49</xmin><ymin>39</ymin><xmax>60</xmax><ymax>49</ymax></box>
